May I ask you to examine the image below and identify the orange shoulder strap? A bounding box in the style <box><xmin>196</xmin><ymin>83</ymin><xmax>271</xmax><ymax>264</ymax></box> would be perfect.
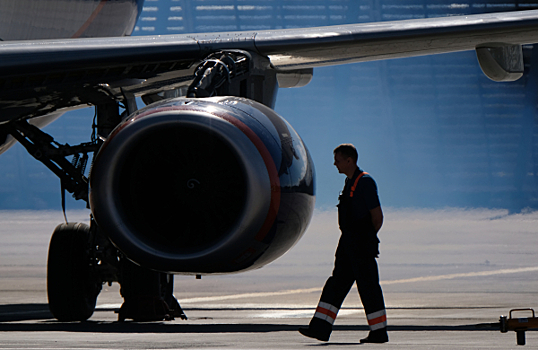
<box><xmin>350</xmin><ymin>172</ymin><xmax>368</xmax><ymax>198</ymax></box>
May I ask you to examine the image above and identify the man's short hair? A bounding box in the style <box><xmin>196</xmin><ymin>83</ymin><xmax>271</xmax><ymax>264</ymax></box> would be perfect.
<box><xmin>334</xmin><ymin>143</ymin><xmax>358</xmax><ymax>163</ymax></box>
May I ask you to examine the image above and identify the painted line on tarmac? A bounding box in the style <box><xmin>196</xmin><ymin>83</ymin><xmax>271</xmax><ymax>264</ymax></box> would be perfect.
<box><xmin>179</xmin><ymin>266</ymin><xmax>538</xmax><ymax>304</ymax></box>
<box><xmin>381</xmin><ymin>266</ymin><xmax>538</xmax><ymax>285</ymax></box>
<box><xmin>180</xmin><ymin>288</ymin><xmax>322</xmax><ymax>303</ymax></box>
<box><xmin>96</xmin><ymin>266</ymin><xmax>538</xmax><ymax>308</ymax></box>
<box><xmin>96</xmin><ymin>288</ymin><xmax>322</xmax><ymax>309</ymax></box>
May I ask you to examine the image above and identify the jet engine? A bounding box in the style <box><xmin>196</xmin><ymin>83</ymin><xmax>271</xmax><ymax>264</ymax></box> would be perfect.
<box><xmin>89</xmin><ymin>96</ymin><xmax>315</xmax><ymax>274</ymax></box>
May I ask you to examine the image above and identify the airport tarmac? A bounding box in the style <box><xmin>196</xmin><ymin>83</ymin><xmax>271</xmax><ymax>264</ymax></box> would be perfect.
<box><xmin>0</xmin><ymin>208</ymin><xmax>537</xmax><ymax>349</ymax></box>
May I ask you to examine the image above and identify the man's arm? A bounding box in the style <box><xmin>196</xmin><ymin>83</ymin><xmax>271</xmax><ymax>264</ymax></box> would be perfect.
<box><xmin>370</xmin><ymin>206</ymin><xmax>383</xmax><ymax>233</ymax></box>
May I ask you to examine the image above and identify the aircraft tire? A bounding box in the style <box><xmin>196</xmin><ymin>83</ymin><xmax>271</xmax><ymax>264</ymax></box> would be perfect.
<box><xmin>47</xmin><ymin>222</ymin><xmax>100</xmax><ymax>321</ymax></box>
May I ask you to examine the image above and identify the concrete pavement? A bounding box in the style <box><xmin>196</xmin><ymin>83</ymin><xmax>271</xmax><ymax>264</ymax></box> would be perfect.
<box><xmin>0</xmin><ymin>208</ymin><xmax>536</xmax><ymax>349</ymax></box>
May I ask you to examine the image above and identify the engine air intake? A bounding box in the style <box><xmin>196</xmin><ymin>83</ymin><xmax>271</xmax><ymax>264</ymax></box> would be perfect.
<box><xmin>118</xmin><ymin>126</ymin><xmax>247</xmax><ymax>253</ymax></box>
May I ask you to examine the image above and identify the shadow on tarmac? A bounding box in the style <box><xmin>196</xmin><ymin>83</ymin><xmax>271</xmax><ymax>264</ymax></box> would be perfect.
<box><xmin>0</xmin><ymin>303</ymin><xmax>52</xmax><ymax>322</ymax></box>
<box><xmin>0</xmin><ymin>303</ymin><xmax>502</xmax><ymax>334</ymax></box>
<box><xmin>0</xmin><ymin>322</ymin><xmax>502</xmax><ymax>333</ymax></box>
<box><xmin>0</xmin><ymin>304</ymin><xmax>499</xmax><ymax>333</ymax></box>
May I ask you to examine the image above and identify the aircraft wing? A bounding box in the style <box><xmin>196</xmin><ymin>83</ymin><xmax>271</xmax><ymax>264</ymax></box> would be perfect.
<box><xmin>1</xmin><ymin>9</ymin><xmax>538</xmax><ymax>122</ymax></box>
<box><xmin>3</xmin><ymin>9</ymin><xmax>538</xmax><ymax>72</ymax></box>
<box><xmin>257</xmin><ymin>9</ymin><xmax>538</xmax><ymax>69</ymax></box>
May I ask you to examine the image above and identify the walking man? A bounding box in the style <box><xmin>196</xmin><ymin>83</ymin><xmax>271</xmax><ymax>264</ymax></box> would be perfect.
<box><xmin>299</xmin><ymin>143</ymin><xmax>388</xmax><ymax>343</ymax></box>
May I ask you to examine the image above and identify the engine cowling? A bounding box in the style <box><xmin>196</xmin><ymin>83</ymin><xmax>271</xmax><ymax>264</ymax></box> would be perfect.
<box><xmin>89</xmin><ymin>96</ymin><xmax>315</xmax><ymax>274</ymax></box>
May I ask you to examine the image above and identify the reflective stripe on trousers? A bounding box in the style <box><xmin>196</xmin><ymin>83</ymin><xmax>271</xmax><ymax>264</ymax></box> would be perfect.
<box><xmin>367</xmin><ymin>309</ymin><xmax>387</xmax><ymax>330</ymax></box>
<box><xmin>313</xmin><ymin>301</ymin><xmax>339</xmax><ymax>325</ymax></box>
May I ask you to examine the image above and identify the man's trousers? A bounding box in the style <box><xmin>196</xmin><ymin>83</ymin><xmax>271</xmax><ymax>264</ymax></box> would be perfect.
<box><xmin>309</xmin><ymin>234</ymin><xmax>387</xmax><ymax>336</ymax></box>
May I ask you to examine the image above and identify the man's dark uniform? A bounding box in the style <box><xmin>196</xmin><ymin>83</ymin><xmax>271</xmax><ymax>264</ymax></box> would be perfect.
<box><xmin>306</xmin><ymin>167</ymin><xmax>387</xmax><ymax>340</ymax></box>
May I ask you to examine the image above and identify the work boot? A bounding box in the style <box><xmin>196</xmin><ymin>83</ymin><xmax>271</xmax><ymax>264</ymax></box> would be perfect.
<box><xmin>298</xmin><ymin>327</ymin><xmax>330</xmax><ymax>341</ymax></box>
<box><xmin>360</xmin><ymin>329</ymin><xmax>389</xmax><ymax>343</ymax></box>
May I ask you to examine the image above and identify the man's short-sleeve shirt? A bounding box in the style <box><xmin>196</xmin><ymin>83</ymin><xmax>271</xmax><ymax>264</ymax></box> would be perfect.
<box><xmin>342</xmin><ymin>168</ymin><xmax>380</xmax><ymax>220</ymax></box>
<box><xmin>338</xmin><ymin>167</ymin><xmax>381</xmax><ymax>254</ymax></box>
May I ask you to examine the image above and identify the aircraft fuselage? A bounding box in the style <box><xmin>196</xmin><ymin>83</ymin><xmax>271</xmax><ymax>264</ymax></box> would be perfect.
<box><xmin>0</xmin><ymin>0</ymin><xmax>143</xmax><ymax>41</ymax></box>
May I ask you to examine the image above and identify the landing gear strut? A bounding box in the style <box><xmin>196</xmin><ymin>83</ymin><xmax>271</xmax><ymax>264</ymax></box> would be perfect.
<box><xmin>46</xmin><ymin>220</ymin><xmax>186</xmax><ymax>322</ymax></box>
<box><xmin>9</xmin><ymin>93</ymin><xmax>188</xmax><ymax>322</ymax></box>
<box><xmin>118</xmin><ymin>260</ymin><xmax>187</xmax><ymax>322</ymax></box>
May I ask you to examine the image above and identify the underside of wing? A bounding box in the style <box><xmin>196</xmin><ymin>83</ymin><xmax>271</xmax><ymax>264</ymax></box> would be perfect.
<box><xmin>1</xmin><ymin>10</ymin><xmax>538</xmax><ymax>122</ymax></box>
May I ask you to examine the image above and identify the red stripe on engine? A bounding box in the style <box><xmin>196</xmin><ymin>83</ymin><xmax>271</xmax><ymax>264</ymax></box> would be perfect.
<box><xmin>72</xmin><ymin>0</ymin><xmax>108</xmax><ymax>38</ymax></box>
<box><xmin>215</xmin><ymin>114</ymin><xmax>280</xmax><ymax>242</ymax></box>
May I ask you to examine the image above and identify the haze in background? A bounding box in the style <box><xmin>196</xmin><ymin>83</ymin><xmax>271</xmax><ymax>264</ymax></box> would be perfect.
<box><xmin>1</xmin><ymin>0</ymin><xmax>538</xmax><ymax>211</ymax></box>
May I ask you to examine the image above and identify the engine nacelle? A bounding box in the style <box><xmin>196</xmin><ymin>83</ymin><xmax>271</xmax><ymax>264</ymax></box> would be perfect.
<box><xmin>89</xmin><ymin>97</ymin><xmax>315</xmax><ymax>274</ymax></box>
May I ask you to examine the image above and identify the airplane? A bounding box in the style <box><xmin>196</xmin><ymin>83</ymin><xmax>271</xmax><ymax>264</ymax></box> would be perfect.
<box><xmin>1</xmin><ymin>0</ymin><xmax>538</xmax><ymax>322</ymax></box>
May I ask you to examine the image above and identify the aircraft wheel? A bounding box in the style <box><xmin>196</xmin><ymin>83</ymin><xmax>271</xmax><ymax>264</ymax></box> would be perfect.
<box><xmin>47</xmin><ymin>222</ymin><xmax>101</xmax><ymax>321</ymax></box>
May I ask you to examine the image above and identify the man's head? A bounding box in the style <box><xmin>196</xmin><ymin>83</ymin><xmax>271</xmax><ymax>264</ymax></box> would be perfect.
<box><xmin>333</xmin><ymin>143</ymin><xmax>358</xmax><ymax>177</ymax></box>
<box><xmin>334</xmin><ymin>144</ymin><xmax>358</xmax><ymax>163</ymax></box>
